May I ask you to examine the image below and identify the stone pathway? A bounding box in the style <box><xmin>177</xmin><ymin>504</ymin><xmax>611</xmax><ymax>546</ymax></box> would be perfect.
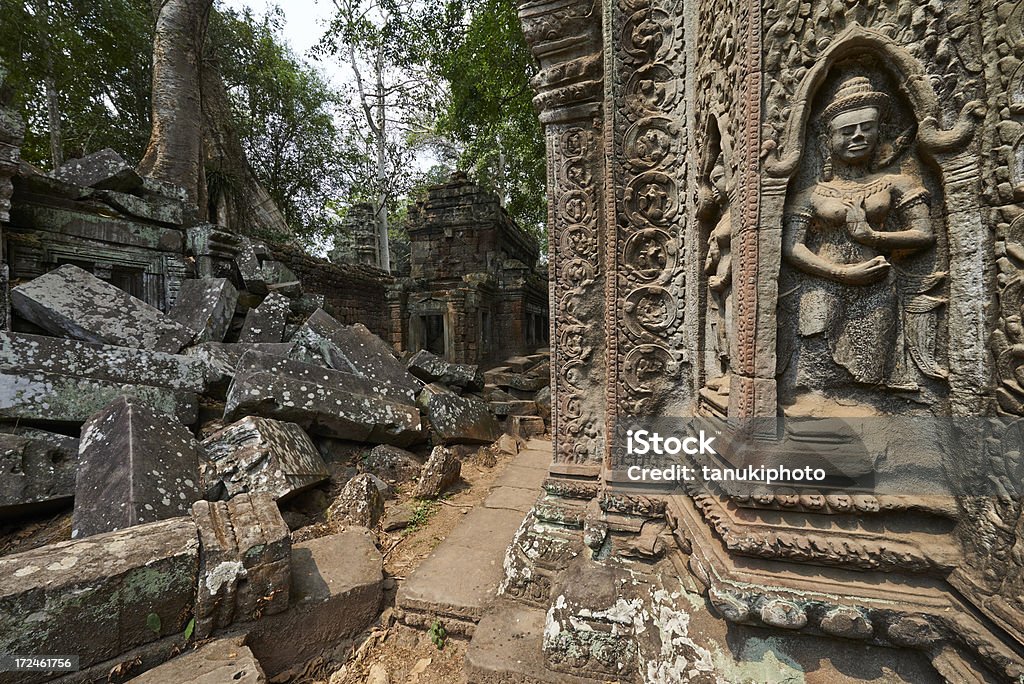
<box><xmin>395</xmin><ymin>438</ymin><xmax>550</xmax><ymax>635</ymax></box>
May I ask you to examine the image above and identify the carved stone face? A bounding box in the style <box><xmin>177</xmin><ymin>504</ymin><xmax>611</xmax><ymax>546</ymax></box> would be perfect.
<box><xmin>828</xmin><ymin>106</ymin><xmax>880</xmax><ymax>165</ymax></box>
<box><xmin>710</xmin><ymin>164</ymin><xmax>727</xmax><ymax>197</ymax></box>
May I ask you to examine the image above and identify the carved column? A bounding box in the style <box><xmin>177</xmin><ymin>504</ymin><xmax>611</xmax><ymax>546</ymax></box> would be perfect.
<box><xmin>0</xmin><ymin>65</ymin><xmax>25</xmax><ymax>331</ymax></box>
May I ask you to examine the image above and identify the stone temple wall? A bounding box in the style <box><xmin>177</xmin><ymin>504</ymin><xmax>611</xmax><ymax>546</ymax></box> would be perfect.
<box><xmin>505</xmin><ymin>0</ymin><xmax>1024</xmax><ymax>681</ymax></box>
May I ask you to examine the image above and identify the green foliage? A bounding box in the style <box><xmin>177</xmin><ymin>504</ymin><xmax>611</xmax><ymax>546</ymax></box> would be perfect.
<box><xmin>146</xmin><ymin>612</ymin><xmax>161</xmax><ymax>634</ymax></box>
<box><xmin>183</xmin><ymin>617</ymin><xmax>195</xmax><ymax>641</ymax></box>
<box><xmin>428</xmin><ymin>619</ymin><xmax>447</xmax><ymax>650</ymax></box>
<box><xmin>404</xmin><ymin>499</ymin><xmax>439</xmax><ymax>534</ymax></box>
<box><xmin>0</xmin><ymin>0</ymin><xmax>153</xmax><ymax>168</ymax></box>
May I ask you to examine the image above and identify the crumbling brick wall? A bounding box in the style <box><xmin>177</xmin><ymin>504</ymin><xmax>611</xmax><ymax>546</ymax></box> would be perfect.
<box><xmin>269</xmin><ymin>242</ymin><xmax>391</xmax><ymax>339</ymax></box>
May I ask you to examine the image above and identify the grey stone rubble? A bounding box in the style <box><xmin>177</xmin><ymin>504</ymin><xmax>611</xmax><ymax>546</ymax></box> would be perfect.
<box><xmin>125</xmin><ymin>637</ymin><xmax>266</xmax><ymax>684</ymax></box>
<box><xmin>201</xmin><ymin>416</ymin><xmax>329</xmax><ymax>501</ymax></box>
<box><xmin>407</xmin><ymin>348</ymin><xmax>485</xmax><ymax>391</ymax></box>
<box><xmin>364</xmin><ymin>444</ymin><xmax>424</xmax><ymax>483</ymax></box>
<box><xmin>0</xmin><ymin>431</ymin><xmax>76</xmax><ymax>517</ymax></box>
<box><xmin>239</xmin><ymin>291</ymin><xmax>290</xmax><ymax>343</ymax></box>
<box><xmin>72</xmin><ymin>396</ymin><xmax>200</xmax><ymax>539</ymax></box>
<box><xmin>418</xmin><ymin>382</ymin><xmax>502</xmax><ymax>445</ymax></box>
<box><xmin>326</xmin><ymin>472</ymin><xmax>385</xmax><ymax>528</ymax></box>
<box><xmin>169</xmin><ymin>277</ymin><xmax>239</xmax><ymax>344</ymax></box>
<box><xmin>11</xmin><ymin>264</ymin><xmax>193</xmax><ymax>353</ymax></box>
<box><xmin>49</xmin><ymin>147</ymin><xmax>144</xmax><ymax>193</ymax></box>
<box><xmin>414</xmin><ymin>445</ymin><xmax>462</xmax><ymax>499</ymax></box>
<box><xmin>183</xmin><ymin>341</ymin><xmax>292</xmax><ymax>392</ymax></box>
<box><xmin>225</xmin><ymin>350</ymin><xmax>424</xmax><ymax>447</ymax></box>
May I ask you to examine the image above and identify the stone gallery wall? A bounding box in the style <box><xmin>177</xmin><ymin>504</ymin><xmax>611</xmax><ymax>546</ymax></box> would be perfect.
<box><xmin>505</xmin><ymin>0</ymin><xmax>1024</xmax><ymax>681</ymax></box>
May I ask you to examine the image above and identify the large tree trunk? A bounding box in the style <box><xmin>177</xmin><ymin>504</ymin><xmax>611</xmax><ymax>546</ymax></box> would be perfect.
<box><xmin>137</xmin><ymin>0</ymin><xmax>212</xmax><ymax>212</ymax></box>
<box><xmin>201</xmin><ymin>61</ymin><xmax>291</xmax><ymax>239</ymax></box>
<box><xmin>34</xmin><ymin>0</ymin><xmax>63</xmax><ymax>169</ymax></box>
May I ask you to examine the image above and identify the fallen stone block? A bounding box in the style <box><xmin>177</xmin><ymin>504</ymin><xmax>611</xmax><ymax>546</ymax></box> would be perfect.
<box><xmin>326</xmin><ymin>473</ymin><xmax>385</xmax><ymax>527</ymax></box>
<box><xmin>364</xmin><ymin>444</ymin><xmax>423</xmax><ymax>483</ymax></box>
<box><xmin>489</xmin><ymin>399</ymin><xmax>539</xmax><ymax>417</ymax></box>
<box><xmin>267</xmin><ymin>280</ymin><xmax>302</xmax><ymax>298</ymax></box>
<box><xmin>0</xmin><ymin>432</ymin><xmax>76</xmax><ymax>518</ymax></box>
<box><xmin>190</xmin><ymin>493</ymin><xmax>290</xmax><ymax>639</ymax></box>
<box><xmin>259</xmin><ymin>260</ymin><xmax>297</xmax><ymax>287</ymax></box>
<box><xmin>50</xmin><ymin>147</ymin><xmax>143</xmax><ymax>193</ymax></box>
<box><xmin>201</xmin><ymin>416</ymin><xmax>328</xmax><ymax>501</ymax></box>
<box><xmin>418</xmin><ymin>383</ymin><xmax>502</xmax><ymax>445</ymax></box>
<box><xmin>126</xmin><ymin>637</ymin><xmax>266</xmax><ymax>684</ymax></box>
<box><xmin>169</xmin><ymin>278</ymin><xmax>238</xmax><ymax>344</ymax></box>
<box><xmin>482</xmin><ymin>368</ymin><xmax>548</xmax><ymax>392</ymax></box>
<box><xmin>508</xmin><ymin>414</ymin><xmax>546</xmax><ymax>440</ymax></box>
<box><xmin>245</xmin><ymin>529</ymin><xmax>383</xmax><ymax>677</ymax></box>
<box><xmin>0</xmin><ymin>518</ymin><xmax>199</xmax><ymax>683</ymax></box>
<box><xmin>535</xmin><ymin>385</ymin><xmax>551</xmax><ymax>422</ymax></box>
<box><xmin>94</xmin><ymin>187</ymin><xmax>183</xmax><ymax>225</ymax></box>
<box><xmin>382</xmin><ymin>501</ymin><xmax>416</xmax><ymax>531</ymax></box>
<box><xmin>184</xmin><ymin>341</ymin><xmax>291</xmax><ymax>392</ymax></box>
<box><xmin>0</xmin><ymin>370</ymin><xmax>197</xmax><ymax>425</ymax></box>
<box><xmin>225</xmin><ymin>351</ymin><xmax>424</xmax><ymax>447</ymax></box>
<box><xmin>502</xmin><ymin>356</ymin><xmax>534</xmax><ymax>373</ymax></box>
<box><xmin>289</xmin><ymin>309</ymin><xmax>419</xmax><ymax>404</ymax></box>
<box><xmin>239</xmin><ymin>292</ymin><xmax>290</xmax><ymax>343</ymax></box>
<box><xmin>11</xmin><ymin>265</ymin><xmax>193</xmax><ymax>353</ymax></box>
<box><xmin>0</xmin><ymin>331</ymin><xmax>209</xmax><ymax>392</ymax></box>
<box><xmin>406</xmin><ymin>349</ymin><xmax>484</xmax><ymax>391</ymax></box>
<box><xmin>236</xmin><ymin>238</ymin><xmax>271</xmax><ymax>294</ymax></box>
<box><xmin>414</xmin><ymin>445</ymin><xmax>462</xmax><ymax>499</ymax></box>
<box><xmin>73</xmin><ymin>396</ymin><xmax>201</xmax><ymax>539</ymax></box>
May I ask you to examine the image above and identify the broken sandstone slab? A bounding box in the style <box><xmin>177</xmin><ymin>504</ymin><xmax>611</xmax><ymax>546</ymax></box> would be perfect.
<box><xmin>245</xmin><ymin>529</ymin><xmax>383</xmax><ymax>677</ymax></box>
<box><xmin>201</xmin><ymin>416</ymin><xmax>329</xmax><ymax>501</ymax></box>
<box><xmin>190</xmin><ymin>493</ymin><xmax>290</xmax><ymax>640</ymax></box>
<box><xmin>414</xmin><ymin>445</ymin><xmax>462</xmax><ymax>499</ymax></box>
<box><xmin>0</xmin><ymin>331</ymin><xmax>209</xmax><ymax>392</ymax></box>
<box><xmin>72</xmin><ymin>396</ymin><xmax>201</xmax><ymax>539</ymax></box>
<box><xmin>225</xmin><ymin>351</ymin><xmax>424</xmax><ymax>447</ymax></box>
<box><xmin>239</xmin><ymin>291</ymin><xmax>290</xmax><ymax>343</ymax></box>
<box><xmin>11</xmin><ymin>264</ymin><xmax>193</xmax><ymax>353</ymax></box>
<box><xmin>0</xmin><ymin>431</ymin><xmax>76</xmax><ymax>518</ymax></box>
<box><xmin>169</xmin><ymin>277</ymin><xmax>239</xmax><ymax>345</ymax></box>
<box><xmin>0</xmin><ymin>517</ymin><xmax>199</xmax><ymax>684</ymax></box>
<box><xmin>326</xmin><ymin>473</ymin><xmax>385</xmax><ymax>528</ymax></box>
<box><xmin>126</xmin><ymin>637</ymin><xmax>266</xmax><ymax>684</ymax></box>
<box><xmin>364</xmin><ymin>444</ymin><xmax>423</xmax><ymax>482</ymax></box>
<box><xmin>406</xmin><ymin>349</ymin><xmax>484</xmax><ymax>391</ymax></box>
<box><xmin>289</xmin><ymin>308</ymin><xmax>419</xmax><ymax>404</ymax></box>
<box><xmin>50</xmin><ymin>147</ymin><xmax>143</xmax><ymax>193</ymax></box>
<box><xmin>418</xmin><ymin>383</ymin><xmax>502</xmax><ymax>445</ymax></box>
<box><xmin>482</xmin><ymin>368</ymin><xmax>548</xmax><ymax>392</ymax></box>
<box><xmin>0</xmin><ymin>369</ymin><xmax>197</xmax><ymax>425</ymax></box>
<box><xmin>184</xmin><ymin>341</ymin><xmax>291</xmax><ymax>391</ymax></box>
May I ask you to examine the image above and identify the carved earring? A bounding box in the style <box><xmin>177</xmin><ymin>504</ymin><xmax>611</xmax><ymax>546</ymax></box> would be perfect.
<box><xmin>822</xmin><ymin>153</ymin><xmax>834</xmax><ymax>182</ymax></box>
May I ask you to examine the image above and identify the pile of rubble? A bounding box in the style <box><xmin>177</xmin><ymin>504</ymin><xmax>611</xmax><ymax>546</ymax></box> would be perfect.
<box><xmin>0</xmin><ymin>227</ymin><xmax>549</xmax><ymax>680</ymax></box>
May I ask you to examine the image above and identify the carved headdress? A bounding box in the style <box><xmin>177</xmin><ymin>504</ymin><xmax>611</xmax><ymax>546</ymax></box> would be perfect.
<box><xmin>822</xmin><ymin>76</ymin><xmax>889</xmax><ymax>123</ymax></box>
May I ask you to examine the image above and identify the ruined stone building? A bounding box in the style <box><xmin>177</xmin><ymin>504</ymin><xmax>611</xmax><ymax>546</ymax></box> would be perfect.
<box><xmin>453</xmin><ymin>0</ymin><xmax>1024</xmax><ymax>681</ymax></box>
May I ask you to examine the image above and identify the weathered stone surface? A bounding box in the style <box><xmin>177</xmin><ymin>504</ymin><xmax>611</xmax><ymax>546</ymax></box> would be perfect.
<box><xmin>11</xmin><ymin>265</ymin><xmax>192</xmax><ymax>353</ymax></box>
<box><xmin>190</xmin><ymin>493</ymin><xmax>290</xmax><ymax>639</ymax></box>
<box><xmin>482</xmin><ymin>369</ymin><xmax>548</xmax><ymax>392</ymax></box>
<box><xmin>236</xmin><ymin>238</ymin><xmax>269</xmax><ymax>294</ymax></box>
<box><xmin>0</xmin><ymin>370</ymin><xmax>197</xmax><ymax>425</ymax></box>
<box><xmin>0</xmin><ymin>518</ymin><xmax>198</xmax><ymax>683</ymax></box>
<box><xmin>225</xmin><ymin>351</ymin><xmax>424</xmax><ymax>447</ymax></box>
<box><xmin>365</xmin><ymin>444</ymin><xmax>423</xmax><ymax>482</ymax></box>
<box><xmin>201</xmin><ymin>416</ymin><xmax>328</xmax><ymax>501</ymax></box>
<box><xmin>50</xmin><ymin>148</ymin><xmax>143</xmax><ymax>193</ymax></box>
<box><xmin>534</xmin><ymin>385</ymin><xmax>551</xmax><ymax>422</ymax></box>
<box><xmin>183</xmin><ymin>341</ymin><xmax>291</xmax><ymax>389</ymax></box>
<box><xmin>126</xmin><ymin>637</ymin><xmax>265</xmax><ymax>684</ymax></box>
<box><xmin>239</xmin><ymin>292</ymin><xmax>290</xmax><ymax>343</ymax></box>
<box><xmin>73</xmin><ymin>396</ymin><xmax>200</xmax><ymax>539</ymax></box>
<box><xmin>289</xmin><ymin>309</ymin><xmax>419</xmax><ymax>404</ymax></box>
<box><xmin>382</xmin><ymin>501</ymin><xmax>416</xmax><ymax>531</ymax></box>
<box><xmin>508</xmin><ymin>415</ymin><xmax>546</xmax><ymax>440</ymax></box>
<box><xmin>406</xmin><ymin>349</ymin><xmax>484</xmax><ymax>390</ymax></box>
<box><xmin>0</xmin><ymin>432</ymin><xmax>76</xmax><ymax>517</ymax></box>
<box><xmin>326</xmin><ymin>473</ymin><xmax>385</xmax><ymax>528</ymax></box>
<box><xmin>169</xmin><ymin>278</ymin><xmax>239</xmax><ymax>345</ymax></box>
<box><xmin>0</xmin><ymin>331</ymin><xmax>209</xmax><ymax>392</ymax></box>
<box><xmin>414</xmin><ymin>445</ymin><xmax>462</xmax><ymax>499</ymax></box>
<box><xmin>418</xmin><ymin>383</ymin><xmax>502</xmax><ymax>445</ymax></box>
<box><xmin>246</xmin><ymin>529</ymin><xmax>383</xmax><ymax>677</ymax></box>
<box><xmin>489</xmin><ymin>399</ymin><xmax>538</xmax><ymax>417</ymax></box>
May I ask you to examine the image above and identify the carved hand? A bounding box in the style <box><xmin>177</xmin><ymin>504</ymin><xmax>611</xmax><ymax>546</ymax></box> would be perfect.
<box><xmin>838</xmin><ymin>255</ymin><xmax>889</xmax><ymax>285</ymax></box>
<box><xmin>709</xmin><ymin>275</ymin><xmax>726</xmax><ymax>292</ymax></box>
<box><xmin>844</xmin><ymin>198</ymin><xmax>876</xmax><ymax>245</ymax></box>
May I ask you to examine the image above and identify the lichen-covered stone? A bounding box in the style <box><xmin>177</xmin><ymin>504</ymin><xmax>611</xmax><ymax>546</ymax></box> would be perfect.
<box><xmin>0</xmin><ymin>331</ymin><xmax>210</xmax><ymax>392</ymax></box>
<box><xmin>239</xmin><ymin>292</ymin><xmax>290</xmax><ymax>343</ymax></box>
<box><xmin>364</xmin><ymin>444</ymin><xmax>423</xmax><ymax>483</ymax></box>
<box><xmin>73</xmin><ymin>396</ymin><xmax>201</xmax><ymax>539</ymax></box>
<box><xmin>225</xmin><ymin>351</ymin><xmax>424</xmax><ymax>447</ymax></box>
<box><xmin>418</xmin><ymin>383</ymin><xmax>502</xmax><ymax>445</ymax></box>
<box><xmin>414</xmin><ymin>445</ymin><xmax>462</xmax><ymax>499</ymax></box>
<box><xmin>289</xmin><ymin>308</ymin><xmax>420</xmax><ymax>404</ymax></box>
<box><xmin>0</xmin><ymin>369</ymin><xmax>197</xmax><ymax>425</ymax></box>
<box><xmin>407</xmin><ymin>349</ymin><xmax>485</xmax><ymax>391</ymax></box>
<box><xmin>126</xmin><ymin>637</ymin><xmax>266</xmax><ymax>684</ymax></box>
<box><xmin>11</xmin><ymin>265</ymin><xmax>193</xmax><ymax>353</ymax></box>
<box><xmin>50</xmin><ymin>147</ymin><xmax>143</xmax><ymax>193</ymax></box>
<box><xmin>190</xmin><ymin>493</ymin><xmax>290</xmax><ymax>639</ymax></box>
<box><xmin>0</xmin><ymin>432</ymin><xmax>76</xmax><ymax>517</ymax></box>
<box><xmin>326</xmin><ymin>473</ymin><xmax>385</xmax><ymax>528</ymax></box>
<box><xmin>183</xmin><ymin>341</ymin><xmax>292</xmax><ymax>391</ymax></box>
<box><xmin>169</xmin><ymin>278</ymin><xmax>239</xmax><ymax>344</ymax></box>
<box><xmin>0</xmin><ymin>517</ymin><xmax>199</xmax><ymax>682</ymax></box>
<box><xmin>201</xmin><ymin>416</ymin><xmax>329</xmax><ymax>501</ymax></box>
<box><xmin>482</xmin><ymin>368</ymin><xmax>548</xmax><ymax>392</ymax></box>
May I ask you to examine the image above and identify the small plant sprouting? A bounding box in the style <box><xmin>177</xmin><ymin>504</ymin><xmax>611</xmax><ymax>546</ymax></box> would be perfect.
<box><xmin>428</xmin><ymin>619</ymin><xmax>447</xmax><ymax>650</ymax></box>
<box><xmin>404</xmin><ymin>499</ymin><xmax>439</xmax><ymax>534</ymax></box>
